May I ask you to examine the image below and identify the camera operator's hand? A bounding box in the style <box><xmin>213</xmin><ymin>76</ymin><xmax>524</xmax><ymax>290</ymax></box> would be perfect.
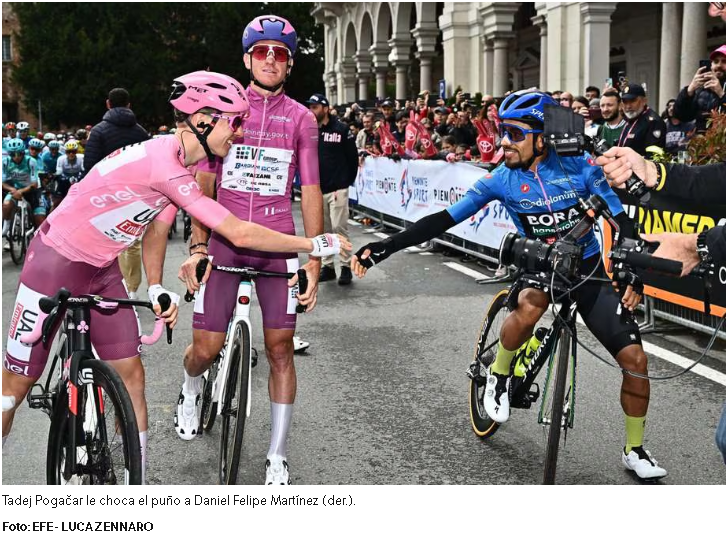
<box><xmin>687</xmin><ymin>67</ymin><xmax>711</xmax><ymax>96</ymax></box>
<box><xmin>704</xmin><ymin>73</ymin><xmax>725</xmax><ymax>99</ymax></box>
<box><xmin>595</xmin><ymin>147</ymin><xmax>658</xmax><ymax>189</ymax></box>
<box><xmin>640</xmin><ymin>233</ymin><xmax>700</xmax><ymax>277</ymax></box>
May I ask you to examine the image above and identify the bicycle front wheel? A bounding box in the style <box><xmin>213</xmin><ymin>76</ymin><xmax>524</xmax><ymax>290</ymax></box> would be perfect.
<box><xmin>469</xmin><ymin>289</ymin><xmax>510</xmax><ymax>439</ymax></box>
<box><xmin>47</xmin><ymin>359</ymin><xmax>142</xmax><ymax>485</ymax></box>
<box><xmin>201</xmin><ymin>357</ymin><xmax>220</xmax><ymax>432</ymax></box>
<box><xmin>9</xmin><ymin>210</ymin><xmax>25</xmax><ymax>265</ymax></box>
<box><xmin>542</xmin><ymin>327</ymin><xmax>571</xmax><ymax>485</ymax></box>
<box><xmin>218</xmin><ymin>322</ymin><xmax>250</xmax><ymax>485</ymax></box>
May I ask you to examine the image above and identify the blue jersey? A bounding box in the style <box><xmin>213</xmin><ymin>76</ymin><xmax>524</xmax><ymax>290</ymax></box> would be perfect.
<box><xmin>2</xmin><ymin>154</ymin><xmax>39</xmax><ymax>189</ymax></box>
<box><xmin>41</xmin><ymin>150</ymin><xmax>60</xmax><ymax>174</ymax></box>
<box><xmin>447</xmin><ymin>151</ymin><xmax>624</xmax><ymax>259</ymax></box>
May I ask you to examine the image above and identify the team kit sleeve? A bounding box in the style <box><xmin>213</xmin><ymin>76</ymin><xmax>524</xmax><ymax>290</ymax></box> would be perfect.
<box><xmin>585</xmin><ymin>155</ymin><xmax>624</xmax><ymax>216</ymax></box>
<box><xmin>297</xmin><ymin>110</ymin><xmax>321</xmax><ymax>186</ymax></box>
<box><xmin>153</xmin><ymin>173</ymin><xmax>230</xmax><ymax>231</ymax></box>
<box><xmin>446</xmin><ymin>172</ymin><xmax>499</xmax><ymax>224</ymax></box>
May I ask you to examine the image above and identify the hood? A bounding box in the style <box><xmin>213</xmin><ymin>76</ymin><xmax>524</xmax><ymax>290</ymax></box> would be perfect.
<box><xmin>102</xmin><ymin>106</ymin><xmax>139</xmax><ymax>127</ymax></box>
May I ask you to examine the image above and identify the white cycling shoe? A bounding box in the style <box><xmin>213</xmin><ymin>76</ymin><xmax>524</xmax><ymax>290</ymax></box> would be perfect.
<box><xmin>483</xmin><ymin>367</ymin><xmax>511</xmax><ymax>423</ymax></box>
<box><xmin>174</xmin><ymin>389</ymin><xmax>201</xmax><ymax>441</ymax></box>
<box><xmin>622</xmin><ymin>446</ymin><xmax>668</xmax><ymax>480</ymax></box>
<box><xmin>293</xmin><ymin>336</ymin><xmax>310</xmax><ymax>354</ymax></box>
<box><xmin>265</xmin><ymin>455</ymin><xmax>292</xmax><ymax>485</ymax></box>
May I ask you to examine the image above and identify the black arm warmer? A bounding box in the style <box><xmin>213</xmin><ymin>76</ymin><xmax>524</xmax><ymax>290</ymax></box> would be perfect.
<box><xmin>384</xmin><ymin>210</ymin><xmax>457</xmax><ymax>254</ymax></box>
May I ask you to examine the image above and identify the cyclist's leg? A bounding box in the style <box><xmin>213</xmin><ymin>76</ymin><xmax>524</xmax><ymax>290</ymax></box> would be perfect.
<box><xmin>3</xmin><ymin>230</ymin><xmax>94</xmax><ymax>443</ymax></box>
<box><xmin>27</xmin><ymin>190</ymin><xmax>46</xmax><ymax>227</ymax></box>
<box><xmin>494</xmin><ymin>286</ymin><xmax>550</xmax><ymax>375</ymax></box>
<box><xmin>89</xmin><ymin>258</ymin><xmax>147</xmax><ymax>479</ymax></box>
<box><xmin>182</xmin><ymin>234</ymin><xmax>239</xmax><ymax>439</ymax></box>
<box><xmin>3</xmin><ymin>193</ymin><xmax>16</xmax><ymax>230</ymax></box>
<box><xmin>576</xmin><ymin>256</ymin><xmax>664</xmax><ymax>477</ymax></box>
<box><xmin>255</xmin><ymin>254</ymin><xmax>298</xmax><ymax>483</ymax></box>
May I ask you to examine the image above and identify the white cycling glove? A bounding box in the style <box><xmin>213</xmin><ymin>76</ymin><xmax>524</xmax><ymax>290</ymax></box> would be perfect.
<box><xmin>309</xmin><ymin>233</ymin><xmax>341</xmax><ymax>257</ymax></box>
<box><xmin>148</xmin><ymin>284</ymin><xmax>181</xmax><ymax>311</ymax></box>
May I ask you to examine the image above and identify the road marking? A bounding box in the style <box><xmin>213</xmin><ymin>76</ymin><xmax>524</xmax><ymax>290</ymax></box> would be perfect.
<box><xmin>420</xmin><ymin>252</ymin><xmax>434</xmax><ymax>256</ymax></box>
<box><xmin>348</xmin><ymin>219</ymin><xmax>361</xmax><ymax>226</ymax></box>
<box><xmin>373</xmin><ymin>232</ymin><xmax>390</xmax><ymax>240</ymax></box>
<box><xmin>442</xmin><ymin>262</ymin><xmax>488</xmax><ymax>280</ymax></box>
<box><xmin>405</xmin><ymin>246</ymin><xmax>423</xmax><ymax>253</ymax></box>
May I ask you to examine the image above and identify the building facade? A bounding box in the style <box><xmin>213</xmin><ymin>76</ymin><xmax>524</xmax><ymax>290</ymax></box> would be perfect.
<box><xmin>312</xmin><ymin>2</ymin><xmax>725</xmax><ymax>111</ymax></box>
<box><xmin>2</xmin><ymin>3</ymin><xmax>37</xmax><ymax>126</ymax></box>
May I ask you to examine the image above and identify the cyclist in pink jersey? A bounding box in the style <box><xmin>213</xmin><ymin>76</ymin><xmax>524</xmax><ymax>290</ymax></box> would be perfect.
<box><xmin>2</xmin><ymin>70</ymin><xmax>347</xmax><ymax>483</ymax></box>
<box><xmin>176</xmin><ymin>15</ymin><xmax>324</xmax><ymax>485</ymax></box>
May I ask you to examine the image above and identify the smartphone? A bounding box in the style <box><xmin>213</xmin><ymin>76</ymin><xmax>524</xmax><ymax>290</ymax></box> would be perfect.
<box><xmin>588</xmin><ymin>106</ymin><xmax>602</xmax><ymax>122</ymax></box>
<box><xmin>699</xmin><ymin>59</ymin><xmax>711</xmax><ymax>71</ymax></box>
<box><xmin>605</xmin><ymin>77</ymin><xmax>613</xmax><ymax>88</ymax></box>
<box><xmin>461</xmin><ymin>93</ymin><xmax>471</xmax><ymax>100</ymax></box>
<box><xmin>427</xmin><ymin>95</ymin><xmax>439</xmax><ymax>108</ymax></box>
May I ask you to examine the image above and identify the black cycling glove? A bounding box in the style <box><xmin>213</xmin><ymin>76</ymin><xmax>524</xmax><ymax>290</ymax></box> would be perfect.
<box><xmin>613</xmin><ymin>269</ymin><xmax>644</xmax><ymax>295</ymax></box>
<box><xmin>355</xmin><ymin>240</ymin><xmax>395</xmax><ymax>269</ymax></box>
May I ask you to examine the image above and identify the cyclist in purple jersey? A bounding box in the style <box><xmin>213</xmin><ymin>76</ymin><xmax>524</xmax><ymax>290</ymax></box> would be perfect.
<box><xmin>176</xmin><ymin>15</ymin><xmax>324</xmax><ymax>485</ymax></box>
<box><xmin>2</xmin><ymin>71</ymin><xmax>346</xmax><ymax>483</ymax></box>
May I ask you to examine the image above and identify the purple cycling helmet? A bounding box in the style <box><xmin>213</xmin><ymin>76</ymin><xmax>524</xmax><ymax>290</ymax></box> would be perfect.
<box><xmin>242</xmin><ymin>15</ymin><xmax>297</xmax><ymax>55</ymax></box>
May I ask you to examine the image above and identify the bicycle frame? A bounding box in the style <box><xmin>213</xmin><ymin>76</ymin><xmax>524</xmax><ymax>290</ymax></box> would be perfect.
<box><xmin>209</xmin><ymin>279</ymin><xmax>255</xmax><ymax>419</ymax></box>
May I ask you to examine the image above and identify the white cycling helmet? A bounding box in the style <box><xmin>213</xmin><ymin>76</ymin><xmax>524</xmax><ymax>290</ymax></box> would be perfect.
<box><xmin>16</xmin><ymin>121</ymin><xmax>30</xmax><ymax>131</ymax></box>
<box><xmin>43</xmin><ymin>132</ymin><xmax>57</xmax><ymax>141</ymax></box>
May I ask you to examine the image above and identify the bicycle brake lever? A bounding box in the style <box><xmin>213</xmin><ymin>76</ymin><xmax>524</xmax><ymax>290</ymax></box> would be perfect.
<box><xmin>158</xmin><ymin>293</ymin><xmax>173</xmax><ymax>344</ymax></box>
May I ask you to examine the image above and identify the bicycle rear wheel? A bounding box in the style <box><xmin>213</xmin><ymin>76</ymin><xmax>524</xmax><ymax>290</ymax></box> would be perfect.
<box><xmin>201</xmin><ymin>357</ymin><xmax>220</xmax><ymax>432</ymax></box>
<box><xmin>9</xmin><ymin>210</ymin><xmax>25</xmax><ymax>265</ymax></box>
<box><xmin>542</xmin><ymin>327</ymin><xmax>571</xmax><ymax>485</ymax></box>
<box><xmin>469</xmin><ymin>289</ymin><xmax>510</xmax><ymax>439</ymax></box>
<box><xmin>47</xmin><ymin>359</ymin><xmax>142</xmax><ymax>485</ymax></box>
<box><xmin>218</xmin><ymin>323</ymin><xmax>250</xmax><ymax>485</ymax></box>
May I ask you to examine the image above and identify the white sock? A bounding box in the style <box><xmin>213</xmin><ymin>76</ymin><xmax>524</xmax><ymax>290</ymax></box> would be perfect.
<box><xmin>183</xmin><ymin>370</ymin><xmax>203</xmax><ymax>395</ymax></box>
<box><xmin>267</xmin><ymin>402</ymin><xmax>293</xmax><ymax>460</ymax></box>
<box><xmin>139</xmin><ymin>431</ymin><xmax>147</xmax><ymax>485</ymax></box>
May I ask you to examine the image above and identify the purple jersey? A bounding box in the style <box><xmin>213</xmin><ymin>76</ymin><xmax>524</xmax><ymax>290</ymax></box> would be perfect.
<box><xmin>198</xmin><ymin>87</ymin><xmax>320</xmax><ymax>233</ymax></box>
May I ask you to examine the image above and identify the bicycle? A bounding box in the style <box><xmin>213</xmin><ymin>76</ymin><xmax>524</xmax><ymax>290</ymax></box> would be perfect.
<box><xmin>22</xmin><ymin>288</ymin><xmax>173</xmax><ymax>485</ymax></box>
<box><xmin>467</xmin><ymin>194</ymin><xmax>682</xmax><ymax>484</ymax></box>
<box><xmin>7</xmin><ymin>196</ymin><xmax>35</xmax><ymax>265</ymax></box>
<box><xmin>184</xmin><ymin>258</ymin><xmax>308</xmax><ymax>485</ymax></box>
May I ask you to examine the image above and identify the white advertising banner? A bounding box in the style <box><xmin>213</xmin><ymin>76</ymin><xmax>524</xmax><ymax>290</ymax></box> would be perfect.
<box><xmin>350</xmin><ymin>158</ymin><xmax>517</xmax><ymax>250</ymax></box>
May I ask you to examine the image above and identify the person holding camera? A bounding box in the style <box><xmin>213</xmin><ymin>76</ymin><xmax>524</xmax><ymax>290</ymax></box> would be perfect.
<box><xmin>617</xmin><ymin>83</ymin><xmax>666</xmax><ymax>156</ymax></box>
<box><xmin>350</xmin><ymin>90</ymin><xmax>668</xmax><ymax>480</ymax></box>
<box><xmin>674</xmin><ymin>45</ymin><xmax>726</xmax><ymax>134</ymax></box>
<box><xmin>596</xmin><ymin>145</ymin><xmax>725</xmax><ymax>462</ymax></box>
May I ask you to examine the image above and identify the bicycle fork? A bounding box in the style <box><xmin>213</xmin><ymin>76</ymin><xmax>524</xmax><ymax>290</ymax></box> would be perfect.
<box><xmin>214</xmin><ymin>280</ymin><xmax>254</xmax><ymax>419</ymax></box>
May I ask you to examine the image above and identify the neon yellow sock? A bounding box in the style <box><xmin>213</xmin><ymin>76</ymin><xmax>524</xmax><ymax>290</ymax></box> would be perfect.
<box><xmin>491</xmin><ymin>343</ymin><xmax>517</xmax><ymax>376</ymax></box>
<box><xmin>625</xmin><ymin>414</ymin><xmax>646</xmax><ymax>453</ymax></box>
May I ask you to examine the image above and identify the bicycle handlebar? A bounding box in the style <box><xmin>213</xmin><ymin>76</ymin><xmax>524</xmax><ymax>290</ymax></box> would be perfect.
<box><xmin>19</xmin><ymin>288</ymin><xmax>173</xmax><ymax>347</ymax></box>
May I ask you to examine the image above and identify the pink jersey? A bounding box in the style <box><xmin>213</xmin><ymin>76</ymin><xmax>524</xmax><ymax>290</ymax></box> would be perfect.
<box><xmin>198</xmin><ymin>87</ymin><xmax>319</xmax><ymax>233</ymax></box>
<box><xmin>43</xmin><ymin>136</ymin><xmax>230</xmax><ymax>267</ymax></box>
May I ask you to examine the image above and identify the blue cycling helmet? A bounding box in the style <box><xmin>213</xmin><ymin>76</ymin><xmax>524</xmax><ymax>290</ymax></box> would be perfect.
<box><xmin>48</xmin><ymin>140</ymin><xmax>62</xmax><ymax>150</ymax></box>
<box><xmin>242</xmin><ymin>15</ymin><xmax>297</xmax><ymax>55</ymax></box>
<box><xmin>498</xmin><ymin>90</ymin><xmax>558</xmax><ymax>126</ymax></box>
<box><xmin>28</xmin><ymin>138</ymin><xmax>45</xmax><ymax>149</ymax></box>
<box><xmin>6</xmin><ymin>139</ymin><xmax>25</xmax><ymax>153</ymax></box>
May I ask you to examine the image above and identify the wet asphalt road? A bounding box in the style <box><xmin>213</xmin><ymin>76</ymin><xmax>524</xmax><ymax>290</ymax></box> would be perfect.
<box><xmin>2</xmin><ymin>204</ymin><xmax>725</xmax><ymax>485</ymax></box>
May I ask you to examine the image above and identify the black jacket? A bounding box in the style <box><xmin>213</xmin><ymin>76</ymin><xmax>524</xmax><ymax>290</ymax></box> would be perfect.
<box><xmin>83</xmin><ymin>107</ymin><xmax>149</xmax><ymax>173</ymax></box>
<box><xmin>318</xmin><ymin>116</ymin><xmax>359</xmax><ymax>194</ymax></box>
<box><xmin>616</xmin><ymin>107</ymin><xmax>666</xmax><ymax>156</ymax></box>
<box><xmin>674</xmin><ymin>84</ymin><xmax>726</xmax><ymax>133</ymax></box>
<box><xmin>661</xmin><ymin>162</ymin><xmax>726</xmax><ymax>267</ymax></box>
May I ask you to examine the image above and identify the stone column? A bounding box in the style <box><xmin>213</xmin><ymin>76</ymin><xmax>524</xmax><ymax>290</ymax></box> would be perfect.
<box><xmin>581</xmin><ymin>3</ymin><xmax>618</xmax><ymax>91</ymax></box>
<box><xmin>482</xmin><ymin>39</ymin><xmax>494</xmax><ymax>95</ymax></box>
<box><xmin>680</xmin><ymin>3</ymin><xmax>708</xmax><ymax>88</ymax></box>
<box><xmin>354</xmin><ymin>51</ymin><xmax>372</xmax><ymax>101</ymax></box>
<box><xmin>325</xmin><ymin>70</ymin><xmax>337</xmax><ymax>105</ymax></box>
<box><xmin>389</xmin><ymin>35</ymin><xmax>413</xmax><ymax>100</ymax></box>
<box><xmin>439</xmin><ymin>2</ymin><xmax>472</xmax><ymax>97</ymax></box>
<box><xmin>370</xmin><ymin>44</ymin><xmax>390</xmax><ymax>100</ymax></box>
<box><xmin>492</xmin><ymin>37</ymin><xmax>511</xmax><ymax>97</ymax></box>
<box><xmin>412</xmin><ymin>23</ymin><xmax>439</xmax><ymax>93</ymax></box>
<box><xmin>339</xmin><ymin>58</ymin><xmax>357</xmax><ymax>103</ymax></box>
<box><xmin>532</xmin><ymin>13</ymin><xmax>548</xmax><ymax>90</ymax></box>
<box><xmin>659</xmin><ymin>3</ymin><xmax>683</xmax><ymax>111</ymax></box>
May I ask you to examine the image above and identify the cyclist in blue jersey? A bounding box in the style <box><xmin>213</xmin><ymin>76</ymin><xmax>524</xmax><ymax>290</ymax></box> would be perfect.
<box><xmin>352</xmin><ymin>90</ymin><xmax>668</xmax><ymax>481</ymax></box>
